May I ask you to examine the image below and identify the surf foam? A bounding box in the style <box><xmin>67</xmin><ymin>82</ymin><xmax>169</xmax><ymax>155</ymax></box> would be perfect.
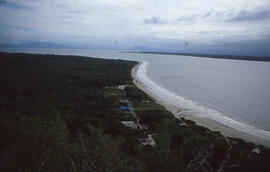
<box><xmin>137</xmin><ymin>61</ymin><xmax>270</xmax><ymax>141</ymax></box>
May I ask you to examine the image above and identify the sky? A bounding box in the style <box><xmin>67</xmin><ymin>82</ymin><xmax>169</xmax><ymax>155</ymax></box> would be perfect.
<box><xmin>0</xmin><ymin>0</ymin><xmax>270</xmax><ymax>56</ymax></box>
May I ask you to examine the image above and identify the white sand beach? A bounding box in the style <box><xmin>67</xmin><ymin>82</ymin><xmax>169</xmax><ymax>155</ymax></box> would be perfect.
<box><xmin>132</xmin><ymin>62</ymin><xmax>270</xmax><ymax>147</ymax></box>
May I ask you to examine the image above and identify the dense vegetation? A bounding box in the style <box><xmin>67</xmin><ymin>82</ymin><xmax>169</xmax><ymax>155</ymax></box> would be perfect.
<box><xmin>0</xmin><ymin>52</ymin><xmax>137</xmax><ymax>171</ymax></box>
<box><xmin>0</xmin><ymin>52</ymin><xmax>269</xmax><ymax>171</ymax></box>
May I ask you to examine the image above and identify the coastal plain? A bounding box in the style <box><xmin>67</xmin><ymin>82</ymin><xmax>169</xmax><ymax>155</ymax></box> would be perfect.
<box><xmin>0</xmin><ymin>52</ymin><xmax>269</xmax><ymax>171</ymax></box>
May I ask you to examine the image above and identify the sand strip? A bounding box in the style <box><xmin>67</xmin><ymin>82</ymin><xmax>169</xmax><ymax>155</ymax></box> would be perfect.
<box><xmin>132</xmin><ymin>62</ymin><xmax>270</xmax><ymax>147</ymax></box>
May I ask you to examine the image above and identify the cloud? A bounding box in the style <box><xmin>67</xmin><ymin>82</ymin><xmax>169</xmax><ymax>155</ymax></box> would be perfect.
<box><xmin>228</xmin><ymin>9</ymin><xmax>270</xmax><ymax>22</ymax></box>
<box><xmin>0</xmin><ymin>0</ymin><xmax>270</xmax><ymax>51</ymax></box>
<box><xmin>144</xmin><ymin>17</ymin><xmax>166</xmax><ymax>24</ymax></box>
<box><xmin>177</xmin><ymin>15</ymin><xmax>199</xmax><ymax>21</ymax></box>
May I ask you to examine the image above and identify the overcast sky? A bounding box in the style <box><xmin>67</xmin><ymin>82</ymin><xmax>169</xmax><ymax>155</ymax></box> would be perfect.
<box><xmin>0</xmin><ymin>0</ymin><xmax>270</xmax><ymax>55</ymax></box>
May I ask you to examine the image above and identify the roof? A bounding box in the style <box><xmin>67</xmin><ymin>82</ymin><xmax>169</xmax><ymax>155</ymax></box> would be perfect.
<box><xmin>121</xmin><ymin>121</ymin><xmax>138</xmax><ymax>129</ymax></box>
<box><xmin>252</xmin><ymin>148</ymin><xmax>260</xmax><ymax>154</ymax></box>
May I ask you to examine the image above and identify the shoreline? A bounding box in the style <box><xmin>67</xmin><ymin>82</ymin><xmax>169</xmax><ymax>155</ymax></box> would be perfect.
<box><xmin>132</xmin><ymin>61</ymin><xmax>270</xmax><ymax>147</ymax></box>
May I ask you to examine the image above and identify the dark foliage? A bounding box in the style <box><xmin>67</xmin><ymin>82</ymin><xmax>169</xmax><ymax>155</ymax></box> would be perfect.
<box><xmin>0</xmin><ymin>52</ymin><xmax>269</xmax><ymax>171</ymax></box>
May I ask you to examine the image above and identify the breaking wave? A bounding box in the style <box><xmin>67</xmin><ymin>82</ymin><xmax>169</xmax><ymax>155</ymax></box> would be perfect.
<box><xmin>137</xmin><ymin>61</ymin><xmax>270</xmax><ymax>141</ymax></box>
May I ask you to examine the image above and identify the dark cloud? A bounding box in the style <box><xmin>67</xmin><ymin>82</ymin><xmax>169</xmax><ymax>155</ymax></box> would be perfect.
<box><xmin>228</xmin><ymin>9</ymin><xmax>270</xmax><ymax>22</ymax></box>
<box><xmin>144</xmin><ymin>16</ymin><xmax>166</xmax><ymax>24</ymax></box>
<box><xmin>1</xmin><ymin>1</ymin><xmax>31</xmax><ymax>10</ymax></box>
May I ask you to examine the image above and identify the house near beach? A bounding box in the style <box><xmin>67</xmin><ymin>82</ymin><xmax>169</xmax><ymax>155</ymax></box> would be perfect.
<box><xmin>112</xmin><ymin>99</ymin><xmax>130</xmax><ymax>111</ymax></box>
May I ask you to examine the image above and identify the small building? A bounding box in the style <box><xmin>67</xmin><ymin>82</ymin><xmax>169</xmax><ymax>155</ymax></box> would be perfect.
<box><xmin>117</xmin><ymin>85</ymin><xmax>127</xmax><ymax>90</ymax></box>
<box><xmin>141</xmin><ymin>134</ymin><xmax>156</xmax><ymax>146</ymax></box>
<box><xmin>252</xmin><ymin>148</ymin><xmax>260</xmax><ymax>154</ymax></box>
<box><xmin>121</xmin><ymin>121</ymin><xmax>138</xmax><ymax>129</ymax></box>
<box><xmin>113</xmin><ymin>99</ymin><xmax>130</xmax><ymax>111</ymax></box>
<box><xmin>104</xmin><ymin>88</ymin><xmax>126</xmax><ymax>98</ymax></box>
<box><xmin>119</xmin><ymin>102</ymin><xmax>130</xmax><ymax>111</ymax></box>
<box><xmin>179</xmin><ymin>121</ymin><xmax>187</xmax><ymax>127</ymax></box>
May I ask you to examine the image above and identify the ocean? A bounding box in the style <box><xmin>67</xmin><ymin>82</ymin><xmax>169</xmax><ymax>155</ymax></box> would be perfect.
<box><xmin>1</xmin><ymin>48</ymin><xmax>270</xmax><ymax>137</ymax></box>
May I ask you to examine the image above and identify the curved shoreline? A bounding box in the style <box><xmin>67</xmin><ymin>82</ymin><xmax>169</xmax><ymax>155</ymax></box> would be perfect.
<box><xmin>132</xmin><ymin>61</ymin><xmax>270</xmax><ymax>147</ymax></box>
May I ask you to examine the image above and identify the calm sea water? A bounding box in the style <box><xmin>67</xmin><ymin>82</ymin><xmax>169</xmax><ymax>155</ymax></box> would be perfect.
<box><xmin>1</xmin><ymin>48</ymin><xmax>270</xmax><ymax>132</ymax></box>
